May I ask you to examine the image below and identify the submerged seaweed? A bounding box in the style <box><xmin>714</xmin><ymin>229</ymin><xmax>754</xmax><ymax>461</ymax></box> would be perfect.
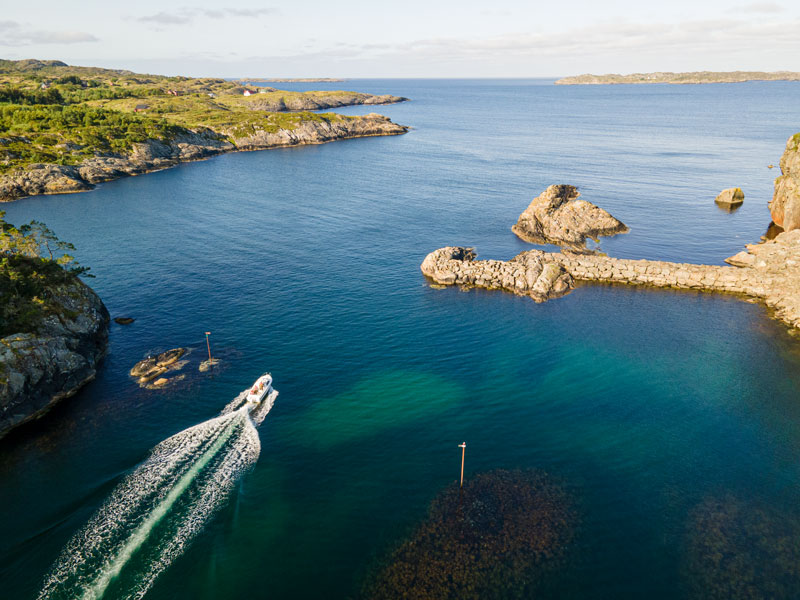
<box><xmin>684</xmin><ymin>495</ymin><xmax>800</xmax><ymax>600</ymax></box>
<box><xmin>362</xmin><ymin>469</ymin><xmax>576</xmax><ymax>600</ymax></box>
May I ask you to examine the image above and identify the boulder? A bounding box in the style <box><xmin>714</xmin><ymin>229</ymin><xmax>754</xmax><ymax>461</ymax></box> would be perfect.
<box><xmin>511</xmin><ymin>185</ymin><xmax>628</xmax><ymax>247</ymax></box>
<box><xmin>114</xmin><ymin>317</ymin><xmax>135</xmax><ymax>325</ymax></box>
<box><xmin>769</xmin><ymin>133</ymin><xmax>800</xmax><ymax>231</ymax></box>
<box><xmin>715</xmin><ymin>187</ymin><xmax>744</xmax><ymax>206</ymax></box>
<box><xmin>199</xmin><ymin>358</ymin><xmax>221</xmax><ymax>372</ymax></box>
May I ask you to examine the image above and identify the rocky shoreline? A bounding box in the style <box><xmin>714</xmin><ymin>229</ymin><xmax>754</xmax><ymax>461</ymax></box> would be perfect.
<box><xmin>422</xmin><ymin>133</ymin><xmax>800</xmax><ymax>332</ymax></box>
<box><xmin>0</xmin><ymin>278</ymin><xmax>109</xmax><ymax>440</ymax></box>
<box><xmin>0</xmin><ymin>113</ymin><xmax>408</xmax><ymax>203</ymax></box>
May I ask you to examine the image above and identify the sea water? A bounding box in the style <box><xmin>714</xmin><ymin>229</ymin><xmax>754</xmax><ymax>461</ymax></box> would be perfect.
<box><xmin>1</xmin><ymin>79</ymin><xmax>800</xmax><ymax>599</ymax></box>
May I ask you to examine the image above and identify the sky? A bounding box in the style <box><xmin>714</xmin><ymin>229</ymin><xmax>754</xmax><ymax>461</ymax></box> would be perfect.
<box><xmin>1</xmin><ymin>0</ymin><xmax>799</xmax><ymax>78</ymax></box>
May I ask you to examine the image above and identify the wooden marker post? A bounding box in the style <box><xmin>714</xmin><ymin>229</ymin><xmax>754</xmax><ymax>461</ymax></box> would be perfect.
<box><xmin>458</xmin><ymin>442</ymin><xmax>466</xmax><ymax>488</ymax></box>
<box><xmin>205</xmin><ymin>332</ymin><xmax>212</xmax><ymax>362</ymax></box>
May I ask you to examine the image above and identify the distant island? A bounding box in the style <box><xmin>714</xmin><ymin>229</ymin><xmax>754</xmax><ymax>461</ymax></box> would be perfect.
<box><xmin>235</xmin><ymin>77</ymin><xmax>345</xmax><ymax>83</ymax></box>
<box><xmin>555</xmin><ymin>71</ymin><xmax>800</xmax><ymax>85</ymax></box>
<box><xmin>0</xmin><ymin>59</ymin><xmax>408</xmax><ymax>202</ymax></box>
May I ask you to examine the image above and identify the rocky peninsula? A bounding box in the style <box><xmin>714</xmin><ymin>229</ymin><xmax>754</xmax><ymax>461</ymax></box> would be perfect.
<box><xmin>0</xmin><ymin>59</ymin><xmax>409</xmax><ymax>202</ymax></box>
<box><xmin>0</xmin><ymin>114</ymin><xmax>406</xmax><ymax>202</ymax></box>
<box><xmin>423</xmin><ymin>133</ymin><xmax>800</xmax><ymax>331</ymax></box>
<box><xmin>555</xmin><ymin>71</ymin><xmax>800</xmax><ymax>85</ymax></box>
<box><xmin>240</xmin><ymin>91</ymin><xmax>408</xmax><ymax>112</ymax></box>
<box><xmin>0</xmin><ymin>271</ymin><xmax>108</xmax><ymax>440</ymax></box>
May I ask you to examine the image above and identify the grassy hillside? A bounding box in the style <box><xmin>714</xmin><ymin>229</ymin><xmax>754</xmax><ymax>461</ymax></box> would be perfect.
<box><xmin>0</xmin><ymin>59</ymin><xmax>401</xmax><ymax>176</ymax></box>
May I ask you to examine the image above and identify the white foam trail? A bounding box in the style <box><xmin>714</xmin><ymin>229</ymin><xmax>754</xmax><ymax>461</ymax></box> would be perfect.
<box><xmin>38</xmin><ymin>388</ymin><xmax>277</xmax><ymax>600</ymax></box>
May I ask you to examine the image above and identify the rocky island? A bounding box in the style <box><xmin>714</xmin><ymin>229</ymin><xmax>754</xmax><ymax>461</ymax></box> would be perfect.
<box><xmin>0</xmin><ymin>214</ymin><xmax>108</xmax><ymax>440</ymax></box>
<box><xmin>555</xmin><ymin>71</ymin><xmax>800</xmax><ymax>85</ymax></box>
<box><xmin>423</xmin><ymin>133</ymin><xmax>800</xmax><ymax>331</ymax></box>
<box><xmin>0</xmin><ymin>59</ymin><xmax>409</xmax><ymax>202</ymax></box>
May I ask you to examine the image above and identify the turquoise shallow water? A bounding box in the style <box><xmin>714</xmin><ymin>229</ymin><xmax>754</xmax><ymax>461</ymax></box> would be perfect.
<box><xmin>2</xmin><ymin>79</ymin><xmax>800</xmax><ymax>599</ymax></box>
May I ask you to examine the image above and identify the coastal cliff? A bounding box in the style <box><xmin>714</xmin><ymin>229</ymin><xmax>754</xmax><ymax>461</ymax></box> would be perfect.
<box><xmin>0</xmin><ymin>113</ymin><xmax>407</xmax><ymax>202</ymax></box>
<box><xmin>0</xmin><ymin>275</ymin><xmax>109</xmax><ymax>440</ymax></box>
<box><xmin>769</xmin><ymin>133</ymin><xmax>800</xmax><ymax>231</ymax></box>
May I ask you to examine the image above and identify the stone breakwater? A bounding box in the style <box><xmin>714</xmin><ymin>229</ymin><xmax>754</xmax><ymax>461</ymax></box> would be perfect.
<box><xmin>420</xmin><ymin>247</ymin><xmax>574</xmax><ymax>302</ymax></box>
<box><xmin>421</xmin><ymin>229</ymin><xmax>800</xmax><ymax>330</ymax></box>
<box><xmin>0</xmin><ymin>113</ymin><xmax>408</xmax><ymax>203</ymax></box>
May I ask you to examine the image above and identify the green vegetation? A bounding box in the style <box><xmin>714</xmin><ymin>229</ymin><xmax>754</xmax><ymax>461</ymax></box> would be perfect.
<box><xmin>0</xmin><ymin>104</ymin><xmax>183</xmax><ymax>172</ymax></box>
<box><xmin>1</xmin><ymin>211</ymin><xmax>89</xmax><ymax>336</ymax></box>
<box><xmin>0</xmin><ymin>58</ymin><xmax>391</xmax><ymax>177</ymax></box>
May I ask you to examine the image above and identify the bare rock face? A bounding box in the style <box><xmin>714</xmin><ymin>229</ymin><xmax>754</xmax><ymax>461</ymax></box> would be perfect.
<box><xmin>770</xmin><ymin>133</ymin><xmax>800</xmax><ymax>231</ymax></box>
<box><xmin>511</xmin><ymin>185</ymin><xmax>628</xmax><ymax>247</ymax></box>
<box><xmin>715</xmin><ymin>187</ymin><xmax>744</xmax><ymax>206</ymax></box>
<box><xmin>420</xmin><ymin>246</ymin><xmax>574</xmax><ymax>302</ymax></box>
<box><xmin>0</xmin><ymin>279</ymin><xmax>109</xmax><ymax>440</ymax></box>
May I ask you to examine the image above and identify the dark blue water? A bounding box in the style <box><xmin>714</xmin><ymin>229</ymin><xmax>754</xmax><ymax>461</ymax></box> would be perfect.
<box><xmin>2</xmin><ymin>79</ymin><xmax>800</xmax><ymax>599</ymax></box>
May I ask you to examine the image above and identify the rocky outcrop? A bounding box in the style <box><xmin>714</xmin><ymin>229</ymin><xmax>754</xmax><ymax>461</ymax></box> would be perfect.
<box><xmin>420</xmin><ymin>246</ymin><xmax>574</xmax><ymax>302</ymax></box>
<box><xmin>244</xmin><ymin>92</ymin><xmax>408</xmax><ymax>112</ymax></box>
<box><xmin>0</xmin><ymin>278</ymin><xmax>109</xmax><ymax>439</ymax></box>
<box><xmin>769</xmin><ymin>133</ymin><xmax>800</xmax><ymax>231</ymax></box>
<box><xmin>422</xmin><ymin>229</ymin><xmax>800</xmax><ymax>331</ymax></box>
<box><xmin>130</xmin><ymin>348</ymin><xmax>187</xmax><ymax>387</ymax></box>
<box><xmin>715</xmin><ymin>188</ymin><xmax>744</xmax><ymax>207</ymax></box>
<box><xmin>511</xmin><ymin>185</ymin><xmax>628</xmax><ymax>247</ymax></box>
<box><xmin>0</xmin><ymin>114</ymin><xmax>408</xmax><ymax>202</ymax></box>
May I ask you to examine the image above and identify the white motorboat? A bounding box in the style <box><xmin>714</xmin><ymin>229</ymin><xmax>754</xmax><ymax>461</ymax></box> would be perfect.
<box><xmin>246</xmin><ymin>373</ymin><xmax>273</xmax><ymax>406</ymax></box>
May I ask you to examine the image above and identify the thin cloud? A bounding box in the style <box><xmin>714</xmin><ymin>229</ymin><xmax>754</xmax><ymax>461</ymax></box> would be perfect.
<box><xmin>139</xmin><ymin>11</ymin><xmax>192</xmax><ymax>25</ymax></box>
<box><xmin>0</xmin><ymin>21</ymin><xmax>98</xmax><ymax>46</ymax></box>
<box><xmin>138</xmin><ymin>7</ymin><xmax>277</xmax><ymax>26</ymax></box>
<box><xmin>273</xmin><ymin>16</ymin><xmax>800</xmax><ymax>62</ymax></box>
<box><xmin>728</xmin><ymin>2</ymin><xmax>785</xmax><ymax>14</ymax></box>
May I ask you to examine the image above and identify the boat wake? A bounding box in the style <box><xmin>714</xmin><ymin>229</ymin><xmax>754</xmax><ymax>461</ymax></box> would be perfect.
<box><xmin>38</xmin><ymin>387</ymin><xmax>278</xmax><ymax>600</ymax></box>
